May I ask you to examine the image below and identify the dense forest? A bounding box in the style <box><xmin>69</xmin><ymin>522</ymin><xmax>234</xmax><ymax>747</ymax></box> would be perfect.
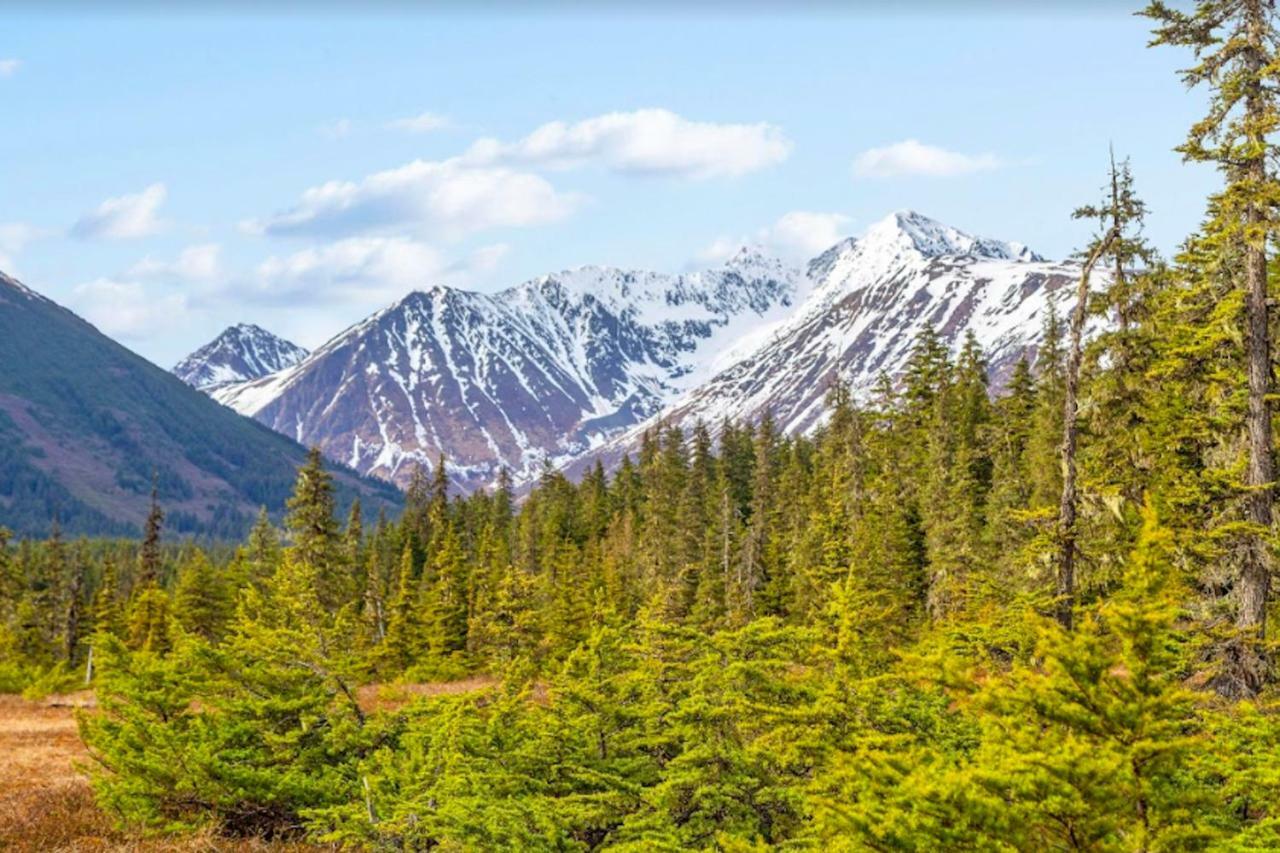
<box><xmin>7</xmin><ymin>1</ymin><xmax>1280</xmax><ymax>849</ymax></box>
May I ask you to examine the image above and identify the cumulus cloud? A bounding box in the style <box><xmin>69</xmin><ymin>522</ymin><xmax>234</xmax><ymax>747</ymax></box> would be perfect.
<box><xmin>128</xmin><ymin>243</ymin><xmax>222</xmax><ymax>282</ymax></box>
<box><xmin>243</xmin><ymin>237</ymin><xmax>508</xmax><ymax>305</ymax></box>
<box><xmin>387</xmin><ymin>111</ymin><xmax>451</xmax><ymax>133</ymax></box>
<box><xmin>245</xmin><ymin>160</ymin><xmax>581</xmax><ymax>240</ymax></box>
<box><xmin>697</xmin><ymin>210</ymin><xmax>852</xmax><ymax>265</ymax></box>
<box><xmin>72</xmin><ymin>278</ymin><xmax>188</xmax><ymax>340</ymax></box>
<box><xmin>71</xmin><ymin>183</ymin><xmax>168</xmax><ymax>240</ymax></box>
<box><xmin>852</xmin><ymin>139</ymin><xmax>1001</xmax><ymax>179</ymax></box>
<box><xmin>762</xmin><ymin>211</ymin><xmax>853</xmax><ymax>259</ymax></box>
<box><xmin>0</xmin><ymin>59</ymin><xmax>20</xmax><ymax>78</ymax></box>
<box><xmin>464</xmin><ymin>108</ymin><xmax>791</xmax><ymax>180</ymax></box>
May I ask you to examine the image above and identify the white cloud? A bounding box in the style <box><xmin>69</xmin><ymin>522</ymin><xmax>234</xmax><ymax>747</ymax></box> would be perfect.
<box><xmin>0</xmin><ymin>59</ymin><xmax>20</xmax><ymax>78</ymax></box>
<box><xmin>697</xmin><ymin>210</ymin><xmax>852</xmax><ymax>265</ymax></box>
<box><xmin>852</xmin><ymin>139</ymin><xmax>1001</xmax><ymax>179</ymax></box>
<box><xmin>246</xmin><ymin>159</ymin><xmax>582</xmax><ymax>240</ymax></box>
<box><xmin>763</xmin><ymin>211</ymin><xmax>852</xmax><ymax>259</ymax></box>
<box><xmin>72</xmin><ymin>278</ymin><xmax>188</xmax><ymax>340</ymax></box>
<box><xmin>464</xmin><ymin>108</ymin><xmax>791</xmax><ymax>180</ymax></box>
<box><xmin>0</xmin><ymin>222</ymin><xmax>46</xmax><ymax>259</ymax></box>
<box><xmin>387</xmin><ymin>111</ymin><xmax>451</xmax><ymax>133</ymax></box>
<box><xmin>319</xmin><ymin>118</ymin><xmax>353</xmax><ymax>139</ymax></box>
<box><xmin>245</xmin><ymin>237</ymin><xmax>507</xmax><ymax>305</ymax></box>
<box><xmin>464</xmin><ymin>242</ymin><xmax>509</xmax><ymax>273</ymax></box>
<box><xmin>0</xmin><ymin>222</ymin><xmax>55</xmax><ymax>273</ymax></box>
<box><xmin>128</xmin><ymin>243</ymin><xmax>222</xmax><ymax>282</ymax></box>
<box><xmin>71</xmin><ymin>183</ymin><xmax>168</xmax><ymax>240</ymax></box>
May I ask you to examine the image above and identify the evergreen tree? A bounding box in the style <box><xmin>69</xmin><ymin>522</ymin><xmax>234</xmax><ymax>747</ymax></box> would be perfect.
<box><xmin>173</xmin><ymin>551</ymin><xmax>232</xmax><ymax>642</ymax></box>
<box><xmin>285</xmin><ymin>448</ymin><xmax>348</xmax><ymax>612</ymax></box>
<box><xmin>1145</xmin><ymin>0</ymin><xmax>1280</xmax><ymax>696</ymax></box>
<box><xmin>138</xmin><ymin>483</ymin><xmax>164</xmax><ymax>588</ymax></box>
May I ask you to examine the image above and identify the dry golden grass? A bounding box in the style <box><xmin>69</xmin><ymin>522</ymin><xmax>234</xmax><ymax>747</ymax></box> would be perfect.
<box><xmin>0</xmin><ymin>692</ymin><xmax>325</xmax><ymax>851</ymax></box>
<box><xmin>0</xmin><ymin>676</ymin><xmax>517</xmax><ymax>851</ymax></box>
<box><xmin>355</xmin><ymin>674</ymin><xmax>500</xmax><ymax>713</ymax></box>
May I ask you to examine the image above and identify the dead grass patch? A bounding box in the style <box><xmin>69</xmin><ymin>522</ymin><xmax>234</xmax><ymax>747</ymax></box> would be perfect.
<box><xmin>0</xmin><ymin>693</ymin><xmax>325</xmax><ymax>851</ymax></box>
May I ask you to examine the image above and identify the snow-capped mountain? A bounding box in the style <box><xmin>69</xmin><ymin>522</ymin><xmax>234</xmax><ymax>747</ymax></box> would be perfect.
<box><xmin>191</xmin><ymin>210</ymin><xmax>1086</xmax><ymax>493</ymax></box>
<box><xmin>589</xmin><ymin>211</ymin><xmax>1083</xmax><ymax>462</ymax></box>
<box><xmin>209</xmin><ymin>253</ymin><xmax>799</xmax><ymax>490</ymax></box>
<box><xmin>173</xmin><ymin>324</ymin><xmax>309</xmax><ymax>391</ymax></box>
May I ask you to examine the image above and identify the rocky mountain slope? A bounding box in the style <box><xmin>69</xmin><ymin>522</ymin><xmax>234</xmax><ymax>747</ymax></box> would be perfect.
<box><xmin>173</xmin><ymin>323</ymin><xmax>308</xmax><ymax>391</ymax></box>
<box><xmin>0</xmin><ymin>272</ymin><xmax>400</xmax><ymax>538</ymax></box>
<box><xmin>193</xmin><ymin>211</ymin><xmax>1085</xmax><ymax>493</ymax></box>
<box><xmin>209</xmin><ymin>250</ymin><xmax>799</xmax><ymax>490</ymax></box>
<box><xmin>646</xmin><ymin>210</ymin><xmax>1080</xmax><ymax>437</ymax></box>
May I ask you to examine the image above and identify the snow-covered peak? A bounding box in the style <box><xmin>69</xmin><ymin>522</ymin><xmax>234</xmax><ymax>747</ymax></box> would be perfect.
<box><xmin>503</xmin><ymin>252</ymin><xmax>798</xmax><ymax>325</ymax></box>
<box><xmin>174</xmin><ymin>323</ymin><xmax>309</xmax><ymax>391</ymax></box>
<box><xmin>864</xmin><ymin>210</ymin><xmax>1042</xmax><ymax>263</ymax></box>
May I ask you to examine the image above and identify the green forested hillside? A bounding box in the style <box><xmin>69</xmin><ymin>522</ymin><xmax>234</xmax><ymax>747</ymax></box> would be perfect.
<box><xmin>0</xmin><ymin>273</ymin><xmax>401</xmax><ymax>538</ymax></box>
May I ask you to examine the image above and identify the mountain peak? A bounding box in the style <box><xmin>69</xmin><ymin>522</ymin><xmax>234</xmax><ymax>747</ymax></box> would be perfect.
<box><xmin>721</xmin><ymin>244</ymin><xmax>788</xmax><ymax>281</ymax></box>
<box><xmin>174</xmin><ymin>324</ymin><xmax>309</xmax><ymax>391</ymax></box>
<box><xmin>863</xmin><ymin>210</ymin><xmax>1041</xmax><ymax>263</ymax></box>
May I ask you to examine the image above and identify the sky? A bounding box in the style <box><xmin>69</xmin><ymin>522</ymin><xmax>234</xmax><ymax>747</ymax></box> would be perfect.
<box><xmin>0</xmin><ymin>3</ymin><xmax>1221</xmax><ymax>366</ymax></box>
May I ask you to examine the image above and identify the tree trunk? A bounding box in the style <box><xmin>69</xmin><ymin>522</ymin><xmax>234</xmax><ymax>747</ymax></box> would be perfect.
<box><xmin>1229</xmin><ymin>0</ymin><xmax>1275</xmax><ymax>697</ymax></box>
<box><xmin>1056</xmin><ymin>228</ymin><xmax>1118</xmax><ymax>630</ymax></box>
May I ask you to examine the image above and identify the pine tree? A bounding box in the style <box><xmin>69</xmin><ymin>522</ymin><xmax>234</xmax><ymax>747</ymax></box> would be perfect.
<box><xmin>245</xmin><ymin>506</ymin><xmax>281</xmax><ymax>587</ymax></box>
<box><xmin>285</xmin><ymin>448</ymin><xmax>349</xmax><ymax>612</ymax></box>
<box><xmin>126</xmin><ymin>586</ymin><xmax>171</xmax><ymax>655</ymax></box>
<box><xmin>62</xmin><ymin>542</ymin><xmax>90</xmax><ymax>665</ymax></box>
<box><xmin>138</xmin><ymin>483</ymin><xmax>164</xmax><ymax>588</ymax></box>
<box><xmin>1055</xmin><ymin>159</ymin><xmax>1123</xmax><ymax>629</ymax></box>
<box><xmin>91</xmin><ymin>555</ymin><xmax>126</xmax><ymax>642</ymax></box>
<box><xmin>378</xmin><ymin>545</ymin><xmax>423</xmax><ymax>673</ymax></box>
<box><xmin>1145</xmin><ymin>0</ymin><xmax>1280</xmax><ymax>696</ymax></box>
<box><xmin>173</xmin><ymin>551</ymin><xmax>232</xmax><ymax>642</ymax></box>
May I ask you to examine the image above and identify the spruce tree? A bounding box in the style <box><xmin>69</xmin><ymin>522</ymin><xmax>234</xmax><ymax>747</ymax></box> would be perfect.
<box><xmin>138</xmin><ymin>482</ymin><xmax>164</xmax><ymax>588</ymax></box>
<box><xmin>1055</xmin><ymin>165</ymin><xmax>1122</xmax><ymax>629</ymax></box>
<box><xmin>1145</xmin><ymin>0</ymin><xmax>1280</xmax><ymax>695</ymax></box>
<box><xmin>285</xmin><ymin>448</ymin><xmax>348</xmax><ymax>612</ymax></box>
<box><xmin>173</xmin><ymin>551</ymin><xmax>232</xmax><ymax>642</ymax></box>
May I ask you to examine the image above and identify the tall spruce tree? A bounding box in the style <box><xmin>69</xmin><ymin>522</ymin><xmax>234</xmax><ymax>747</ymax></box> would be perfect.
<box><xmin>1145</xmin><ymin>0</ymin><xmax>1280</xmax><ymax>695</ymax></box>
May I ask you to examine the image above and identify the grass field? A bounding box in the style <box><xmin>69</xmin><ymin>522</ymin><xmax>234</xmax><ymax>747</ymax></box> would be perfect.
<box><xmin>0</xmin><ymin>677</ymin><xmax>502</xmax><ymax>851</ymax></box>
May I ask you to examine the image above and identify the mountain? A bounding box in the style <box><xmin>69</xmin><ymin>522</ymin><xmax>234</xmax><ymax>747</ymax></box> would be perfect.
<box><xmin>210</xmin><ymin>251</ymin><xmax>799</xmax><ymax>490</ymax></box>
<box><xmin>582</xmin><ymin>211</ymin><xmax>1083</xmax><ymax>468</ymax></box>
<box><xmin>173</xmin><ymin>323</ymin><xmax>308</xmax><ymax>391</ymax></box>
<box><xmin>199</xmin><ymin>210</ymin><xmax>1085</xmax><ymax>493</ymax></box>
<box><xmin>0</xmin><ymin>271</ymin><xmax>401</xmax><ymax>538</ymax></box>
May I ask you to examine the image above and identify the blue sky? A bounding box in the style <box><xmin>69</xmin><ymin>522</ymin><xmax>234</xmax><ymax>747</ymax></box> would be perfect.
<box><xmin>1</xmin><ymin>4</ymin><xmax>1218</xmax><ymax>365</ymax></box>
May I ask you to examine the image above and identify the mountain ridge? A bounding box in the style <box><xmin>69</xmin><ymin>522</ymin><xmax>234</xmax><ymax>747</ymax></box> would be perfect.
<box><xmin>186</xmin><ymin>211</ymin><xmax>1085</xmax><ymax>493</ymax></box>
<box><xmin>0</xmin><ymin>272</ymin><xmax>400</xmax><ymax>538</ymax></box>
